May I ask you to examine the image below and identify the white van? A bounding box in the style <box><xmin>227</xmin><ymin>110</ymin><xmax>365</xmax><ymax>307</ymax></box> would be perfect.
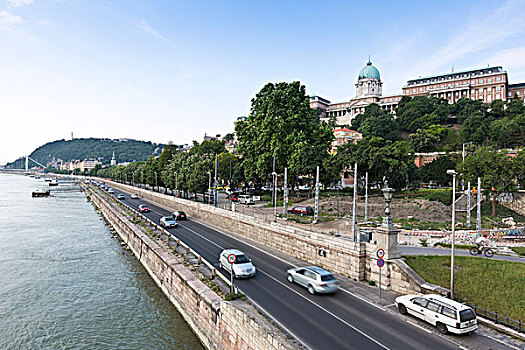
<box><xmin>238</xmin><ymin>195</ymin><xmax>254</xmax><ymax>205</ymax></box>
<box><xmin>395</xmin><ymin>294</ymin><xmax>478</xmax><ymax>334</ymax></box>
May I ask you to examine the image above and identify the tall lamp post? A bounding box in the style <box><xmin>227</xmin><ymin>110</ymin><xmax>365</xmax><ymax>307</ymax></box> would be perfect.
<box><xmin>461</xmin><ymin>142</ymin><xmax>472</xmax><ymax>191</ymax></box>
<box><xmin>207</xmin><ymin>171</ymin><xmax>211</xmax><ymax>204</ymax></box>
<box><xmin>381</xmin><ymin>181</ymin><xmax>394</xmax><ymax>228</ymax></box>
<box><xmin>447</xmin><ymin>169</ymin><xmax>457</xmax><ymax>299</ymax></box>
<box><xmin>272</xmin><ymin>171</ymin><xmax>278</xmax><ymax>222</ymax></box>
<box><xmin>174</xmin><ymin>171</ymin><xmax>178</xmax><ymax>197</ymax></box>
<box><xmin>141</xmin><ymin>171</ymin><xmax>144</xmax><ymax>188</ymax></box>
<box><xmin>154</xmin><ymin>171</ymin><xmax>157</xmax><ymax>192</ymax></box>
<box><xmin>132</xmin><ymin>172</ymin><xmax>135</xmax><ymax>187</ymax></box>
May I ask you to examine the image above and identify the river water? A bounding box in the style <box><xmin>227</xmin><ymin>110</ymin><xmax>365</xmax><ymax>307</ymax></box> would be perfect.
<box><xmin>0</xmin><ymin>174</ymin><xmax>204</xmax><ymax>350</ymax></box>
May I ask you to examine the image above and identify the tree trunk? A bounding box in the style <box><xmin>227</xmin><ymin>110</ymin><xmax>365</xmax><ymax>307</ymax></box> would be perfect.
<box><xmin>491</xmin><ymin>196</ymin><xmax>496</xmax><ymax>217</ymax></box>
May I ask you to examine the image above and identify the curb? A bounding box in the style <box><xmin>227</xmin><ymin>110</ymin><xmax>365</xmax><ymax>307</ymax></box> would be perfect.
<box><xmin>477</xmin><ymin>316</ymin><xmax>525</xmax><ymax>342</ymax></box>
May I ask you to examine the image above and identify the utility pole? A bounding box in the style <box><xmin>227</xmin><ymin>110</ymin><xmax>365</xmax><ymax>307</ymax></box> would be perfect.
<box><xmin>364</xmin><ymin>171</ymin><xmax>369</xmax><ymax>224</ymax></box>
<box><xmin>352</xmin><ymin>163</ymin><xmax>358</xmax><ymax>242</ymax></box>
<box><xmin>447</xmin><ymin>169</ymin><xmax>457</xmax><ymax>300</ymax></box>
<box><xmin>314</xmin><ymin>165</ymin><xmax>320</xmax><ymax>223</ymax></box>
<box><xmin>467</xmin><ymin>181</ymin><xmax>471</xmax><ymax>228</ymax></box>
<box><xmin>272</xmin><ymin>155</ymin><xmax>276</xmax><ymax>206</ymax></box>
<box><xmin>283</xmin><ymin>167</ymin><xmax>288</xmax><ymax>215</ymax></box>
<box><xmin>214</xmin><ymin>153</ymin><xmax>218</xmax><ymax>207</ymax></box>
<box><xmin>477</xmin><ymin>177</ymin><xmax>482</xmax><ymax>238</ymax></box>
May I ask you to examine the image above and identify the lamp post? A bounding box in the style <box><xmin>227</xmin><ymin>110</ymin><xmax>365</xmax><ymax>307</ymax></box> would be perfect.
<box><xmin>174</xmin><ymin>171</ymin><xmax>178</xmax><ymax>197</ymax></box>
<box><xmin>132</xmin><ymin>172</ymin><xmax>135</xmax><ymax>187</ymax></box>
<box><xmin>447</xmin><ymin>169</ymin><xmax>457</xmax><ymax>299</ymax></box>
<box><xmin>272</xmin><ymin>171</ymin><xmax>278</xmax><ymax>222</ymax></box>
<box><xmin>154</xmin><ymin>171</ymin><xmax>157</xmax><ymax>192</ymax></box>
<box><xmin>141</xmin><ymin>171</ymin><xmax>144</xmax><ymax>188</ymax></box>
<box><xmin>381</xmin><ymin>181</ymin><xmax>394</xmax><ymax>228</ymax></box>
<box><xmin>207</xmin><ymin>171</ymin><xmax>211</xmax><ymax>204</ymax></box>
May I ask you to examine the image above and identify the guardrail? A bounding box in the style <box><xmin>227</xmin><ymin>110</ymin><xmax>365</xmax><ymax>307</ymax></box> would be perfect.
<box><xmin>454</xmin><ymin>292</ymin><xmax>523</xmax><ymax>333</ymax></box>
<box><xmin>85</xmin><ymin>184</ymin><xmax>233</xmax><ymax>289</ymax></box>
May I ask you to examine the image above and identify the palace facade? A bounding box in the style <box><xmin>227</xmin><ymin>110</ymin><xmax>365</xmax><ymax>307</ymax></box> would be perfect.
<box><xmin>312</xmin><ymin>60</ymin><xmax>525</xmax><ymax>126</ymax></box>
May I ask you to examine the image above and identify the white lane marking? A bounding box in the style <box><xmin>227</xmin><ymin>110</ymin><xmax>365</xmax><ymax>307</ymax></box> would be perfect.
<box><xmin>256</xmin><ymin>268</ymin><xmax>391</xmax><ymax>350</ymax></box>
<box><xmin>405</xmin><ymin>320</ymin><xmax>432</xmax><ymax>334</ymax></box>
<box><xmin>191</xmin><ymin>217</ymin><xmax>386</xmax><ymax>311</ymax></box>
<box><xmin>246</xmin><ymin>296</ymin><xmax>313</xmax><ymax>350</ymax></box>
<box><xmin>484</xmin><ymin>335</ymin><xmax>522</xmax><ymax>350</ymax></box>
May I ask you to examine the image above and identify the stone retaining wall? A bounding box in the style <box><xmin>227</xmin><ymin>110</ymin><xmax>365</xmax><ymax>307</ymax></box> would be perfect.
<box><xmin>501</xmin><ymin>191</ymin><xmax>525</xmax><ymax>217</ymax></box>
<box><xmin>87</xmin><ymin>186</ymin><xmax>297</xmax><ymax>350</ymax></box>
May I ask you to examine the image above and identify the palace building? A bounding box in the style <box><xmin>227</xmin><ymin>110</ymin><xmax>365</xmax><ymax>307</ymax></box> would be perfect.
<box><xmin>312</xmin><ymin>60</ymin><xmax>525</xmax><ymax>126</ymax></box>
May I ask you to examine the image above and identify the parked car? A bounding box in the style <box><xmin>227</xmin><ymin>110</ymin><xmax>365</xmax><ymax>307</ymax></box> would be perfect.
<box><xmin>117</xmin><ymin>194</ymin><xmax>125</xmax><ymax>200</ymax></box>
<box><xmin>131</xmin><ymin>193</ymin><xmax>139</xmax><ymax>199</ymax></box>
<box><xmin>394</xmin><ymin>294</ymin><xmax>478</xmax><ymax>335</ymax></box>
<box><xmin>287</xmin><ymin>205</ymin><xmax>314</xmax><ymax>216</ymax></box>
<box><xmin>238</xmin><ymin>194</ymin><xmax>254</xmax><ymax>205</ymax></box>
<box><xmin>228</xmin><ymin>194</ymin><xmax>239</xmax><ymax>202</ymax></box>
<box><xmin>160</xmin><ymin>216</ymin><xmax>178</xmax><ymax>228</ymax></box>
<box><xmin>287</xmin><ymin>266</ymin><xmax>338</xmax><ymax>294</ymax></box>
<box><xmin>138</xmin><ymin>204</ymin><xmax>150</xmax><ymax>213</ymax></box>
<box><xmin>219</xmin><ymin>249</ymin><xmax>256</xmax><ymax>278</ymax></box>
<box><xmin>173</xmin><ymin>211</ymin><xmax>187</xmax><ymax>220</ymax></box>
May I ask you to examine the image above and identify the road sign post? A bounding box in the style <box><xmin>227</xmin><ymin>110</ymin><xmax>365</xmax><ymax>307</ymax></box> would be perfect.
<box><xmin>376</xmin><ymin>249</ymin><xmax>385</xmax><ymax>300</ymax></box>
<box><xmin>227</xmin><ymin>253</ymin><xmax>237</xmax><ymax>294</ymax></box>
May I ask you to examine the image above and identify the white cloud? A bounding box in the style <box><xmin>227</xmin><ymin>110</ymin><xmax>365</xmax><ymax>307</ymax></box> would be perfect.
<box><xmin>0</xmin><ymin>10</ymin><xmax>21</xmax><ymax>26</ymax></box>
<box><xmin>137</xmin><ymin>19</ymin><xmax>176</xmax><ymax>47</ymax></box>
<box><xmin>480</xmin><ymin>46</ymin><xmax>525</xmax><ymax>69</ymax></box>
<box><xmin>6</xmin><ymin>0</ymin><xmax>33</xmax><ymax>8</ymax></box>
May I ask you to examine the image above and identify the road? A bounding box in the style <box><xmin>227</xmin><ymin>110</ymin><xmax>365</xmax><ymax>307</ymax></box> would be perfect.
<box><xmin>400</xmin><ymin>246</ymin><xmax>524</xmax><ymax>263</ymax></box>
<box><xmin>100</xmin><ymin>185</ymin><xmax>517</xmax><ymax>350</ymax></box>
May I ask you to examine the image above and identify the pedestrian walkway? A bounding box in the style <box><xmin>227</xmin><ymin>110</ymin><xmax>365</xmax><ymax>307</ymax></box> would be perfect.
<box><xmin>399</xmin><ymin>246</ymin><xmax>525</xmax><ymax>263</ymax></box>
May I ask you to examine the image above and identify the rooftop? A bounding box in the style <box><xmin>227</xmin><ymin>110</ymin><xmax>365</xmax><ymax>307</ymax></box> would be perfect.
<box><xmin>407</xmin><ymin>66</ymin><xmax>504</xmax><ymax>84</ymax></box>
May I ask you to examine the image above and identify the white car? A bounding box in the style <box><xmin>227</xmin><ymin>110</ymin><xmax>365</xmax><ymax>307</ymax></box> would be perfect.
<box><xmin>108</xmin><ymin>188</ymin><xmax>114</xmax><ymax>194</ymax></box>
<box><xmin>219</xmin><ymin>249</ymin><xmax>256</xmax><ymax>278</ymax></box>
<box><xmin>238</xmin><ymin>195</ymin><xmax>254</xmax><ymax>205</ymax></box>
<box><xmin>131</xmin><ymin>193</ymin><xmax>139</xmax><ymax>199</ymax></box>
<box><xmin>395</xmin><ymin>294</ymin><xmax>478</xmax><ymax>335</ymax></box>
<box><xmin>160</xmin><ymin>216</ymin><xmax>178</xmax><ymax>228</ymax></box>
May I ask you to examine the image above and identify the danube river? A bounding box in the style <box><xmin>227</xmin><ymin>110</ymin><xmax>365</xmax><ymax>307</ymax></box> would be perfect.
<box><xmin>0</xmin><ymin>174</ymin><xmax>204</xmax><ymax>350</ymax></box>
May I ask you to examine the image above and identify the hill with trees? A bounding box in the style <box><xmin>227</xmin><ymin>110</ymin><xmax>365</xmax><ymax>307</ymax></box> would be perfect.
<box><xmin>6</xmin><ymin>138</ymin><xmax>164</xmax><ymax>168</ymax></box>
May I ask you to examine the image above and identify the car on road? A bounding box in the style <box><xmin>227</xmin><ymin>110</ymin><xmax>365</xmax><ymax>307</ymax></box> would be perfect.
<box><xmin>287</xmin><ymin>205</ymin><xmax>314</xmax><ymax>216</ymax></box>
<box><xmin>287</xmin><ymin>266</ymin><xmax>338</xmax><ymax>294</ymax></box>
<box><xmin>138</xmin><ymin>204</ymin><xmax>150</xmax><ymax>213</ymax></box>
<box><xmin>108</xmin><ymin>188</ymin><xmax>114</xmax><ymax>194</ymax></box>
<box><xmin>219</xmin><ymin>249</ymin><xmax>256</xmax><ymax>278</ymax></box>
<box><xmin>238</xmin><ymin>194</ymin><xmax>254</xmax><ymax>205</ymax></box>
<box><xmin>228</xmin><ymin>194</ymin><xmax>239</xmax><ymax>202</ymax></box>
<box><xmin>117</xmin><ymin>194</ymin><xmax>125</xmax><ymax>200</ymax></box>
<box><xmin>173</xmin><ymin>211</ymin><xmax>187</xmax><ymax>220</ymax></box>
<box><xmin>160</xmin><ymin>216</ymin><xmax>178</xmax><ymax>228</ymax></box>
<box><xmin>394</xmin><ymin>294</ymin><xmax>478</xmax><ymax>335</ymax></box>
<box><xmin>131</xmin><ymin>193</ymin><xmax>139</xmax><ymax>199</ymax></box>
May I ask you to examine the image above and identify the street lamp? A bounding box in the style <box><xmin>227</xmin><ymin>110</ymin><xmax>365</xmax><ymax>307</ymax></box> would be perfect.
<box><xmin>174</xmin><ymin>171</ymin><xmax>178</xmax><ymax>197</ymax></box>
<box><xmin>272</xmin><ymin>171</ymin><xmax>277</xmax><ymax>222</ymax></box>
<box><xmin>207</xmin><ymin>171</ymin><xmax>212</xmax><ymax>204</ymax></box>
<box><xmin>381</xmin><ymin>181</ymin><xmax>394</xmax><ymax>228</ymax></box>
<box><xmin>132</xmin><ymin>171</ymin><xmax>135</xmax><ymax>187</ymax></box>
<box><xmin>447</xmin><ymin>169</ymin><xmax>457</xmax><ymax>299</ymax></box>
<box><xmin>154</xmin><ymin>171</ymin><xmax>157</xmax><ymax>192</ymax></box>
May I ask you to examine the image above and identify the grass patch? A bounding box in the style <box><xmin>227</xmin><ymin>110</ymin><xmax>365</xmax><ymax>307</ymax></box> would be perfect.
<box><xmin>405</xmin><ymin>255</ymin><xmax>525</xmax><ymax>322</ymax></box>
<box><xmin>481</xmin><ymin>202</ymin><xmax>525</xmax><ymax>223</ymax></box>
<box><xmin>510</xmin><ymin>247</ymin><xmax>525</xmax><ymax>256</ymax></box>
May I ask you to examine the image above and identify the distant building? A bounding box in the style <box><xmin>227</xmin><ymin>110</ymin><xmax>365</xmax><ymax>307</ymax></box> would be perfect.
<box><xmin>311</xmin><ymin>60</ymin><xmax>525</xmax><ymax>126</ymax></box>
<box><xmin>330</xmin><ymin>127</ymin><xmax>362</xmax><ymax>154</ymax></box>
<box><xmin>110</xmin><ymin>152</ymin><xmax>117</xmax><ymax>166</ymax></box>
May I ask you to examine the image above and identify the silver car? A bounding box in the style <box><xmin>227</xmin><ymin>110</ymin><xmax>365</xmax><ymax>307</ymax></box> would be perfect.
<box><xmin>287</xmin><ymin>266</ymin><xmax>338</xmax><ymax>294</ymax></box>
<box><xmin>160</xmin><ymin>216</ymin><xmax>178</xmax><ymax>228</ymax></box>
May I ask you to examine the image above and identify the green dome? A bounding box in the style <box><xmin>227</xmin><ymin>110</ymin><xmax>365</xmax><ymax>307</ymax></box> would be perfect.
<box><xmin>358</xmin><ymin>60</ymin><xmax>380</xmax><ymax>80</ymax></box>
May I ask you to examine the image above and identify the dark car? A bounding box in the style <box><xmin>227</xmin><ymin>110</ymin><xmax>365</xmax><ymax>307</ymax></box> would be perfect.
<box><xmin>117</xmin><ymin>194</ymin><xmax>125</xmax><ymax>200</ymax></box>
<box><xmin>173</xmin><ymin>211</ymin><xmax>187</xmax><ymax>220</ymax></box>
<box><xmin>138</xmin><ymin>204</ymin><xmax>150</xmax><ymax>213</ymax></box>
<box><xmin>288</xmin><ymin>205</ymin><xmax>314</xmax><ymax>216</ymax></box>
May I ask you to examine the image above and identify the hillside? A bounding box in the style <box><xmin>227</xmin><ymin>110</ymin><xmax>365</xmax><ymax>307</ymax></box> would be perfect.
<box><xmin>6</xmin><ymin>138</ymin><xmax>164</xmax><ymax>168</ymax></box>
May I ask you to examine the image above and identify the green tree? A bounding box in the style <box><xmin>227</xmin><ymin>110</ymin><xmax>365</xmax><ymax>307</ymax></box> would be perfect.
<box><xmin>235</xmin><ymin>81</ymin><xmax>333</xmax><ymax>186</ymax></box>
<box><xmin>418</xmin><ymin>156</ymin><xmax>456</xmax><ymax>186</ymax></box>
<box><xmin>459</xmin><ymin>147</ymin><xmax>516</xmax><ymax>216</ymax></box>
<box><xmin>459</xmin><ymin>112</ymin><xmax>490</xmax><ymax>145</ymax></box>
<box><xmin>409</xmin><ymin>128</ymin><xmax>440</xmax><ymax>152</ymax></box>
<box><xmin>505</xmin><ymin>94</ymin><xmax>525</xmax><ymax>118</ymax></box>
<box><xmin>451</xmin><ymin>98</ymin><xmax>486</xmax><ymax>124</ymax></box>
<box><xmin>354</xmin><ymin>104</ymin><xmax>398</xmax><ymax>141</ymax></box>
<box><xmin>490</xmin><ymin>114</ymin><xmax>525</xmax><ymax>148</ymax></box>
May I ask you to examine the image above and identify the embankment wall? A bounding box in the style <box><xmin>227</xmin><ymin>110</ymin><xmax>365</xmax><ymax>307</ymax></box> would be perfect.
<box><xmin>87</xmin><ymin>186</ymin><xmax>297</xmax><ymax>350</ymax></box>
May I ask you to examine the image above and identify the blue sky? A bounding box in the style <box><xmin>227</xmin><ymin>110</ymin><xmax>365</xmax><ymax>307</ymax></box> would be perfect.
<box><xmin>1</xmin><ymin>0</ymin><xmax>525</xmax><ymax>164</ymax></box>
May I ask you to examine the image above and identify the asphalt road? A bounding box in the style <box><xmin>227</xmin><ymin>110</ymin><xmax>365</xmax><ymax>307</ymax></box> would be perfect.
<box><xmin>100</xmin><ymin>185</ymin><xmax>508</xmax><ymax>350</ymax></box>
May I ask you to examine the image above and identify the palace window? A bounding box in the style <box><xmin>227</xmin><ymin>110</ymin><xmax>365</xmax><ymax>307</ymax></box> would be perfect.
<box><xmin>496</xmin><ymin>77</ymin><xmax>501</xmax><ymax>82</ymax></box>
<box><xmin>479</xmin><ymin>79</ymin><xmax>484</xmax><ymax>83</ymax></box>
<box><xmin>496</xmin><ymin>86</ymin><xmax>500</xmax><ymax>91</ymax></box>
<box><xmin>488</xmin><ymin>78</ymin><xmax>492</xmax><ymax>83</ymax></box>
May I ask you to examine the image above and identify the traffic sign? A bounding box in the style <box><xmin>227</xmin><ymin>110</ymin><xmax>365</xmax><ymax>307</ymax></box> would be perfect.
<box><xmin>227</xmin><ymin>254</ymin><xmax>237</xmax><ymax>264</ymax></box>
<box><xmin>377</xmin><ymin>258</ymin><xmax>384</xmax><ymax>268</ymax></box>
<box><xmin>376</xmin><ymin>248</ymin><xmax>385</xmax><ymax>259</ymax></box>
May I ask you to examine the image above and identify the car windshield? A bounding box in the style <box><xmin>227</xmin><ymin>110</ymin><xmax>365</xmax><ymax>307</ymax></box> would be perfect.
<box><xmin>177</xmin><ymin>212</ymin><xmax>185</xmax><ymax>215</ymax></box>
<box><xmin>164</xmin><ymin>217</ymin><xmax>174</xmax><ymax>221</ymax></box>
<box><xmin>459</xmin><ymin>309</ymin><xmax>476</xmax><ymax>322</ymax></box>
<box><xmin>234</xmin><ymin>254</ymin><xmax>250</xmax><ymax>264</ymax></box>
<box><xmin>320</xmin><ymin>274</ymin><xmax>335</xmax><ymax>281</ymax></box>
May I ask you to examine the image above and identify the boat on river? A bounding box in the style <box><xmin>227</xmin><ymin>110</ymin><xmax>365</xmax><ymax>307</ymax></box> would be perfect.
<box><xmin>49</xmin><ymin>180</ymin><xmax>58</xmax><ymax>186</ymax></box>
<box><xmin>32</xmin><ymin>189</ymin><xmax>50</xmax><ymax>197</ymax></box>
